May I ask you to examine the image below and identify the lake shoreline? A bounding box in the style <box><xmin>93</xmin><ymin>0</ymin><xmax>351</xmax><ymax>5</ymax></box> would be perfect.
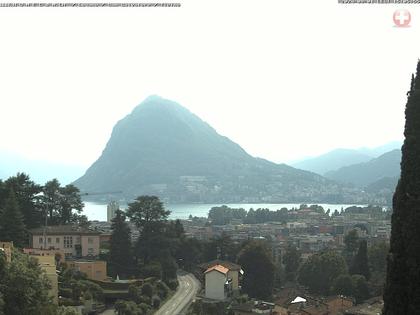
<box><xmin>82</xmin><ymin>201</ymin><xmax>369</xmax><ymax>222</ymax></box>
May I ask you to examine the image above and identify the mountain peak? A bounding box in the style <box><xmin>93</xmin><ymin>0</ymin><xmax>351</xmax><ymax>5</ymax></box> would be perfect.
<box><xmin>73</xmin><ymin>97</ymin><xmax>366</xmax><ymax>204</ymax></box>
<box><xmin>129</xmin><ymin>96</ymin><xmax>197</xmax><ymax>126</ymax></box>
<box><xmin>141</xmin><ymin>94</ymin><xmax>175</xmax><ymax>106</ymax></box>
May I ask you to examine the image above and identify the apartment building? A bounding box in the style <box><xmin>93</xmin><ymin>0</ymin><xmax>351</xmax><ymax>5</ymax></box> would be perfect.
<box><xmin>29</xmin><ymin>225</ymin><xmax>101</xmax><ymax>258</ymax></box>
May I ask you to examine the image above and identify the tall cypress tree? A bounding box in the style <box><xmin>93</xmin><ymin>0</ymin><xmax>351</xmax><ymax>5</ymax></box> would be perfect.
<box><xmin>0</xmin><ymin>189</ymin><xmax>26</xmax><ymax>248</ymax></box>
<box><xmin>383</xmin><ymin>60</ymin><xmax>420</xmax><ymax>314</ymax></box>
<box><xmin>350</xmin><ymin>240</ymin><xmax>370</xmax><ymax>281</ymax></box>
<box><xmin>109</xmin><ymin>210</ymin><xmax>133</xmax><ymax>279</ymax></box>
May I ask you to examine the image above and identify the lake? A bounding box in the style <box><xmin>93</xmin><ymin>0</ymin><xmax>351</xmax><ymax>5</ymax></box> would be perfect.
<box><xmin>83</xmin><ymin>201</ymin><xmax>365</xmax><ymax>221</ymax></box>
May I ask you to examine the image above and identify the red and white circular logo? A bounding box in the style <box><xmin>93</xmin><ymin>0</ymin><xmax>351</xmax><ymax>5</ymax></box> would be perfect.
<box><xmin>393</xmin><ymin>10</ymin><xmax>411</xmax><ymax>28</ymax></box>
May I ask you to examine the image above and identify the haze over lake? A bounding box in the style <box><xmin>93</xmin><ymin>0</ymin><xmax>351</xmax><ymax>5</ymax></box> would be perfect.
<box><xmin>83</xmin><ymin>201</ymin><xmax>368</xmax><ymax>222</ymax></box>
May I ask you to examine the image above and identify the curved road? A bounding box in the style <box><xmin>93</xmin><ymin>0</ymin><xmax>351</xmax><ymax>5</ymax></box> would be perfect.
<box><xmin>155</xmin><ymin>273</ymin><xmax>201</xmax><ymax>315</ymax></box>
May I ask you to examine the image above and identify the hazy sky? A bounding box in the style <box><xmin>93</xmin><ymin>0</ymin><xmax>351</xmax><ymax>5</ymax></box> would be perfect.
<box><xmin>0</xmin><ymin>0</ymin><xmax>419</xmax><ymax>168</ymax></box>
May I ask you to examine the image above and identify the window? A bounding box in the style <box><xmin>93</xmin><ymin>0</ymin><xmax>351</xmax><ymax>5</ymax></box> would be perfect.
<box><xmin>88</xmin><ymin>237</ymin><xmax>93</xmax><ymax>244</ymax></box>
<box><xmin>64</xmin><ymin>236</ymin><xmax>73</xmax><ymax>248</ymax></box>
<box><xmin>56</xmin><ymin>237</ymin><xmax>60</xmax><ymax>243</ymax></box>
<box><xmin>39</xmin><ymin>237</ymin><xmax>43</xmax><ymax>244</ymax></box>
<box><xmin>88</xmin><ymin>248</ymin><xmax>94</xmax><ymax>255</ymax></box>
<box><xmin>48</xmin><ymin>238</ymin><xmax>51</xmax><ymax>244</ymax></box>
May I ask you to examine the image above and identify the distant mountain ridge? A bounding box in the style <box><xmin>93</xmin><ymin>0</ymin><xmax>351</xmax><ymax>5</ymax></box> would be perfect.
<box><xmin>325</xmin><ymin>149</ymin><xmax>401</xmax><ymax>188</ymax></box>
<box><xmin>292</xmin><ymin>149</ymin><xmax>373</xmax><ymax>175</ymax></box>
<box><xmin>74</xmin><ymin>96</ymin><xmax>369</xmax><ymax>204</ymax></box>
<box><xmin>292</xmin><ymin>141</ymin><xmax>402</xmax><ymax>175</ymax></box>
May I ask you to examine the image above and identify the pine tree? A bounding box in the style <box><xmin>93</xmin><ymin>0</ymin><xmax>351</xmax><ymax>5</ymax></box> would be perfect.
<box><xmin>109</xmin><ymin>210</ymin><xmax>133</xmax><ymax>279</ymax></box>
<box><xmin>383</xmin><ymin>60</ymin><xmax>420</xmax><ymax>314</ymax></box>
<box><xmin>0</xmin><ymin>189</ymin><xmax>26</xmax><ymax>247</ymax></box>
<box><xmin>350</xmin><ymin>240</ymin><xmax>370</xmax><ymax>281</ymax></box>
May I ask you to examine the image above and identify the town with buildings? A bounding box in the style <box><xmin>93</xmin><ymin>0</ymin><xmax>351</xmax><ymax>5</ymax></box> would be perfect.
<box><xmin>3</xmin><ymin>1</ymin><xmax>420</xmax><ymax>314</ymax></box>
<box><xmin>2</xmin><ymin>200</ymin><xmax>391</xmax><ymax>315</ymax></box>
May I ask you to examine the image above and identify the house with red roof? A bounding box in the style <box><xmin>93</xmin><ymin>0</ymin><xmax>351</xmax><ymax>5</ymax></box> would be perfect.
<box><xmin>204</xmin><ymin>264</ymin><xmax>232</xmax><ymax>300</ymax></box>
<box><xmin>202</xmin><ymin>260</ymin><xmax>242</xmax><ymax>301</ymax></box>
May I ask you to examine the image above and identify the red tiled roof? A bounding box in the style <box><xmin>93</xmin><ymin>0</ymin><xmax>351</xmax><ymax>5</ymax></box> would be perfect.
<box><xmin>205</xmin><ymin>264</ymin><xmax>229</xmax><ymax>275</ymax></box>
<box><xmin>199</xmin><ymin>259</ymin><xmax>241</xmax><ymax>271</ymax></box>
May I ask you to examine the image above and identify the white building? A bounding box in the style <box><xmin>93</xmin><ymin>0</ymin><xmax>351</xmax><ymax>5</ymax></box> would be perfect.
<box><xmin>205</xmin><ymin>264</ymin><xmax>230</xmax><ymax>300</ymax></box>
<box><xmin>107</xmin><ymin>201</ymin><xmax>119</xmax><ymax>222</ymax></box>
<box><xmin>201</xmin><ymin>260</ymin><xmax>241</xmax><ymax>296</ymax></box>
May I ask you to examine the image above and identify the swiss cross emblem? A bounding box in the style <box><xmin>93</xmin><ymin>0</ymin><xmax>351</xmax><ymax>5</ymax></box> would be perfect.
<box><xmin>393</xmin><ymin>10</ymin><xmax>411</xmax><ymax>28</ymax></box>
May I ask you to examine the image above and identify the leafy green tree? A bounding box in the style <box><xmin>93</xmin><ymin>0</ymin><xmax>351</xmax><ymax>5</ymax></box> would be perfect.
<box><xmin>126</xmin><ymin>196</ymin><xmax>170</xmax><ymax>229</ymax></box>
<box><xmin>56</xmin><ymin>306</ymin><xmax>80</xmax><ymax>315</ymax></box>
<box><xmin>3</xmin><ymin>173</ymin><xmax>42</xmax><ymax>229</ymax></box>
<box><xmin>109</xmin><ymin>210</ymin><xmax>133</xmax><ymax>278</ymax></box>
<box><xmin>203</xmin><ymin>234</ymin><xmax>239</xmax><ymax>262</ymax></box>
<box><xmin>208</xmin><ymin>205</ymin><xmax>246</xmax><ymax>225</ymax></box>
<box><xmin>152</xmin><ymin>295</ymin><xmax>161</xmax><ymax>308</ymax></box>
<box><xmin>350</xmin><ymin>240</ymin><xmax>370</xmax><ymax>280</ymax></box>
<box><xmin>164</xmin><ymin>219</ymin><xmax>185</xmax><ymax>259</ymax></box>
<box><xmin>168</xmin><ymin>219</ymin><xmax>185</xmax><ymax>239</ymax></box>
<box><xmin>115</xmin><ymin>300</ymin><xmax>143</xmax><ymax>315</ymax></box>
<box><xmin>332</xmin><ymin>274</ymin><xmax>354</xmax><ymax>297</ymax></box>
<box><xmin>238</xmin><ymin>241</ymin><xmax>275</xmax><ymax>300</ymax></box>
<box><xmin>298</xmin><ymin>250</ymin><xmax>347</xmax><ymax>295</ymax></box>
<box><xmin>383</xmin><ymin>61</ymin><xmax>420</xmax><ymax>314</ymax></box>
<box><xmin>177</xmin><ymin>238</ymin><xmax>203</xmax><ymax>271</ymax></box>
<box><xmin>0</xmin><ymin>250</ymin><xmax>5</xmax><ymax>276</ymax></box>
<box><xmin>283</xmin><ymin>244</ymin><xmax>301</xmax><ymax>281</ymax></box>
<box><xmin>141</xmin><ymin>261</ymin><xmax>162</xmax><ymax>279</ymax></box>
<box><xmin>0</xmin><ymin>189</ymin><xmax>26</xmax><ymax>247</ymax></box>
<box><xmin>128</xmin><ymin>285</ymin><xmax>142</xmax><ymax>304</ymax></box>
<box><xmin>155</xmin><ymin>281</ymin><xmax>170</xmax><ymax>299</ymax></box>
<box><xmin>189</xmin><ymin>299</ymin><xmax>228</xmax><ymax>315</ymax></box>
<box><xmin>1</xmin><ymin>251</ymin><xmax>52</xmax><ymax>315</ymax></box>
<box><xmin>126</xmin><ymin>196</ymin><xmax>170</xmax><ymax>264</ymax></box>
<box><xmin>309</xmin><ymin>204</ymin><xmax>325</xmax><ymax>214</ymax></box>
<box><xmin>245</xmin><ymin>208</ymin><xmax>257</xmax><ymax>224</ymax></box>
<box><xmin>352</xmin><ymin>275</ymin><xmax>370</xmax><ymax>304</ymax></box>
<box><xmin>58</xmin><ymin>184</ymin><xmax>84</xmax><ymax>224</ymax></box>
<box><xmin>0</xmin><ymin>292</ymin><xmax>4</xmax><ymax>315</ymax></box>
<box><xmin>141</xmin><ymin>283</ymin><xmax>154</xmax><ymax>299</ymax></box>
<box><xmin>42</xmin><ymin>179</ymin><xmax>62</xmax><ymax>221</ymax></box>
<box><xmin>78</xmin><ymin>279</ymin><xmax>104</xmax><ymax>301</ymax></box>
<box><xmin>331</xmin><ymin>274</ymin><xmax>370</xmax><ymax>303</ymax></box>
<box><xmin>0</xmin><ymin>252</ymin><xmax>5</xmax><ymax>315</ymax></box>
<box><xmin>42</xmin><ymin>179</ymin><xmax>84</xmax><ymax>225</ymax></box>
<box><xmin>0</xmin><ymin>180</ymin><xmax>6</xmax><ymax>208</ymax></box>
<box><xmin>161</xmin><ymin>253</ymin><xmax>178</xmax><ymax>282</ymax></box>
